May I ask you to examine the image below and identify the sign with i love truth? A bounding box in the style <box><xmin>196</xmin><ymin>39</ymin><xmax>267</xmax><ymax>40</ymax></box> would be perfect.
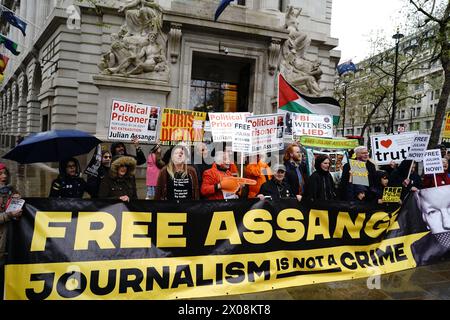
<box><xmin>370</xmin><ymin>132</ymin><xmax>418</xmax><ymax>165</ymax></box>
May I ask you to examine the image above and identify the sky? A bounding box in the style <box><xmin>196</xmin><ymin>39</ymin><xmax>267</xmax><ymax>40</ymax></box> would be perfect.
<box><xmin>331</xmin><ymin>0</ymin><xmax>406</xmax><ymax>64</ymax></box>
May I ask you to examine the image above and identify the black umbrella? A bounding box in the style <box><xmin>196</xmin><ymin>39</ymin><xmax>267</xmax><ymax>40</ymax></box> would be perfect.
<box><xmin>2</xmin><ymin>129</ymin><xmax>102</xmax><ymax>164</ymax></box>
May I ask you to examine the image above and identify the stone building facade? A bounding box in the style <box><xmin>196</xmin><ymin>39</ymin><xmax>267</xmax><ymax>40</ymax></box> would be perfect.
<box><xmin>0</xmin><ymin>0</ymin><xmax>339</xmax><ymax>147</ymax></box>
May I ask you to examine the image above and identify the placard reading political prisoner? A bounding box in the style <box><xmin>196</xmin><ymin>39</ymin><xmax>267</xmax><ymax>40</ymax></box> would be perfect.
<box><xmin>370</xmin><ymin>132</ymin><xmax>418</xmax><ymax>165</ymax></box>
<box><xmin>209</xmin><ymin>112</ymin><xmax>252</xmax><ymax>142</ymax></box>
<box><xmin>246</xmin><ymin>114</ymin><xmax>284</xmax><ymax>154</ymax></box>
<box><xmin>108</xmin><ymin>100</ymin><xmax>161</xmax><ymax>143</ymax></box>
<box><xmin>232</xmin><ymin>122</ymin><xmax>252</xmax><ymax>153</ymax></box>
<box><xmin>349</xmin><ymin>159</ymin><xmax>369</xmax><ymax>186</ymax></box>
<box><xmin>293</xmin><ymin>113</ymin><xmax>333</xmax><ymax>138</ymax></box>
<box><xmin>423</xmin><ymin>149</ymin><xmax>444</xmax><ymax>175</ymax></box>
<box><xmin>159</xmin><ymin>108</ymin><xmax>207</xmax><ymax>145</ymax></box>
<box><xmin>406</xmin><ymin>134</ymin><xmax>430</xmax><ymax>161</ymax></box>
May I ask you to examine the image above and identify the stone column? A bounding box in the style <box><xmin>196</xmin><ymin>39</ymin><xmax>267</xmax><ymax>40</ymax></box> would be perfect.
<box><xmin>11</xmin><ymin>80</ymin><xmax>18</xmax><ymax>135</ymax></box>
<box><xmin>17</xmin><ymin>73</ymin><xmax>28</xmax><ymax>135</ymax></box>
<box><xmin>6</xmin><ymin>87</ymin><xmax>12</xmax><ymax>146</ymax></box>
<box><xmin>260</xmin><ymin>0</ymin><xmax>280</xmax><ymax>11</ymax></box>
<box><xmin>26</xmin><ymin>61</ymin><xmax>41</xmax><ymax>134</ymax></box>
<box><xmin>25</xmin><ymin>0</ymin><xmax>36</xmax><ymax>47</ymax></box>
<box><xmin>35</xmin><ymin>0</ymin><xmax>51</xmax><ymax>32</ymax></box>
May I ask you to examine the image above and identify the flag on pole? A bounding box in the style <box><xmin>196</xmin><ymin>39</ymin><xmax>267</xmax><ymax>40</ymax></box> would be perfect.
<box><xmin>278</xmin><ymin>73</ymin><xmax>340</xmax><ymax>125</ymax></box>
<box><xmin>0</xmin><ymin>34</ymin><xmax>20</xmax><ymax>55</ymax></box>
<box><xmin>337</xmin><ymin>60</ymin><xmax>357</xmax><ymax>76</ymax></box>
<box><xmin>1</xmin><ymin>10</ymin><xmax>27</xmax><ymax>36</ymax></box>
<box><xmin>0</xmin><ymin>53</ymin><xmax>9</xmax><ymax>72</ymax></box>
<box><xmin>214</xmin><ymin>0</ymin><xmax>234</xmax><ymax>21</ymax></box>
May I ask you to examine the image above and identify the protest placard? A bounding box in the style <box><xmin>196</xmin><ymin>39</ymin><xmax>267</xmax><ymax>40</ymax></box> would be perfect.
<box><xmin>246</xmin><ymin>114</ymin><xmax>284</xmax><ymax>154</ymax></box>
<box><xmin>159</xmin><ymin>108</ymin><xmax>207</xmax><ymax>145</ymax></box>
<box><xmin>382</xmin><ymin>187</ymin><xmax>402</xmax><ymax>203</ymax></box>
<box><xmin>349</xmin><ymin>159</ymin><xmax>369</xmax><ymax>186</ymax></box>
<box><xmin>370</xmin><ymin>132</ymin><xmax>418</xmax><ymax>165</ymax></box>
<box><xmin>108</xmin><ymin>100</ymin><xmax>161</xmax><ymax>143</ymax></box>
<box><xmin>423</xmin><ymin>149</ymin><xmax>444</xmax><ymax>175</ymax></box>
<box><xmin>292</xmin><ymin>113</ymin><xmax>333</xmax><ymax>138</ymax></box>
<box><xmin>232</xmin><ymin>122</ymin><xmax>251</xmax><ymax>153</ymax></box>
<box><xmin>209</xmin><ymin>112</ymin><xmax>252</xmax><ymax>142</ymax></box>
<box><xmin>406</xmin><ymin>134</ymin><xmax>430</xmax><ymax>161</ymax></box>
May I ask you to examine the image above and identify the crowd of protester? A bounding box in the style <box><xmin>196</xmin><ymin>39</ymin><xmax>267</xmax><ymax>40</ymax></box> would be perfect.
<box><xmin>0</xmin><ymin>139</ymin><xmax>449</xmax><ymax>298</ymax></box>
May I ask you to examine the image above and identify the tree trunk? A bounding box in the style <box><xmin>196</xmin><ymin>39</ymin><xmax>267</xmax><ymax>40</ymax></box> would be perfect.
<box><xmin>429</xmin><ymin>22</ymin><xmax>450</xmax><ymax>148</ymax></box>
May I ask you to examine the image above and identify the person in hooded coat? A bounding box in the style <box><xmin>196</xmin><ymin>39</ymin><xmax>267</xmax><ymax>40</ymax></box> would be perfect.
<box><xmin>49</xmin><ymin>158</ymin><xmax>92</xmax><ymax>198</ymax></box>
<box><xmin>110</xmin><ymin>137</ymin><xmax>146</xmax><ymax>166</ymax></box>
<box><xmin>303</xmin><ymin>154</ymin><xmax>337</xmax><ymax>202</ymax></box>
<box><xmin>99</xmin><ymin>155</ymin><xmax>138</xmax><ymax>202</ymax></box>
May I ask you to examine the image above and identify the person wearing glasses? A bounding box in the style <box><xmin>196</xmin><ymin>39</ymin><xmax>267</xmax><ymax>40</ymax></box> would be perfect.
<box><xmin>49</xmin><ymin>158</ymin><xmax>93</xmax><ymax>198</ymax></box>
<box><xmin>86</xmin><ymin>150</ymin><xmax>113</xmax><ymax>198</ymax></box>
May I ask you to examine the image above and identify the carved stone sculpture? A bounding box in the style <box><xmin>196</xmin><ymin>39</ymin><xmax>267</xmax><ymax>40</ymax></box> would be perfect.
<box><xmin>280</xmin><ymin>6</ymin><xmax>322</xmax><ymax>96</ymax></box>
<box><xmin>98</xmin><ymin>0</ymin><xmax>169</xmax><ymax>80</ymax></box>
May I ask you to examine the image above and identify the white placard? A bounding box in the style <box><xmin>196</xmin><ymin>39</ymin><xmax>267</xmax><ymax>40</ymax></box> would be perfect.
<box><xmin>292</xmin><ymin>113</ymin><xmax>333</xmax><ymax>138</ymax></box>
<box><xmin>232</xmin><ymin>122</ymin><xmax>251</xmax><ymax>153</ymax></box>
<box><xmin>108</xmin><ymin>100</ymin><xmax>160</xmax><ymax>143</ymax></box>
<box><xmin>370</xmin><ymin>132</ymin><xmax>418</xmax><ymax>165</ymax></box>
<box><xmin>423</xmin><ymin>149</ymin><xmax>444</xmax><ymax>175</ymax></box>
<box><xmin>247</xmin><ymin>114</ymin><xmax>284</xmax><ymax>154</ymax></box>
<box><xmin>406</xmin><ymin>134</ymin><xmax>430</xmax><ymax>161</ymax></box>
<box><xmin>209</xmin><ymin>112</ymin><xmax>252</xmax><ymax>142</ymax></box>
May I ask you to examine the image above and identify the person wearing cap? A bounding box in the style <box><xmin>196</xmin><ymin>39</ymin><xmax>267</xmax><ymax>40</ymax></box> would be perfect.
<box><xmin>110</xmin><ymin>137</ymin><xmax>146</xmax><ymax>166</ymax></box>
<box><xmin>257</xmin><ymin>164</ymin><xmax>299</xmax><ymax>201</ymax></box>
<box><xmin>155</xmin><ymin>145</ymin><xmax>200</xmax><ymax>201</ymax></box>
<box><xmin>303</xmin><ymin>154</ymin><xmax>337</xmax><ymax>202</ymax></box>
<box><xmin>0</xmin><ymin>162</ymin><xmax>22</xmax><ymax>299</ymax></box>
<box><xmin>99</xmin><ymin>155</ymin><xmax>138</xmax><ymax>202</ymax></box>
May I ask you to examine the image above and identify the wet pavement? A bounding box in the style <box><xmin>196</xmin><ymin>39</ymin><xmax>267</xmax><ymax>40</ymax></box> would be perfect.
<box><xmin>1</xmin><ymin>153</ymin><xmax>450</xmax><ymax>300</ymax></box>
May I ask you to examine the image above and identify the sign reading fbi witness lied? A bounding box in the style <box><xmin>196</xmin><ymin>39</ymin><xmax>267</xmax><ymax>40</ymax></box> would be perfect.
<box><xmin>5</xmin><ymin>196</ymin><xmax>436</xmax><ymax>300</ymax></box>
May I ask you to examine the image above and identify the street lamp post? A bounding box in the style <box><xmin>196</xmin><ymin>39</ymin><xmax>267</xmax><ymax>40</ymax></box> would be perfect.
<box><xmin>390</xmin><ymin>29</ymin><xmax>404</xmax><ymax>133</ymax></box>
<box><xmin>342</xmin><ymin>82</ymin><xmax>348</xmax><ymax>136</ymax></box>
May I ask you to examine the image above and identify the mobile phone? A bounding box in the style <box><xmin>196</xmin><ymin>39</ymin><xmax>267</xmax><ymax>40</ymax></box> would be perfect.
<box><xmin>6</xmin><ymin>198</ymin><xmax>25</xmax><ymax>213</ymax></box>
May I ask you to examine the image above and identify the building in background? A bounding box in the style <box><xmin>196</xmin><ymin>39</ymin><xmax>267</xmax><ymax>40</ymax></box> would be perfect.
<box><xmin>336</xmin><ymin>27</ymin><xmax>448</xmax><ymax>144</ymax></box>
<box><xmin>0</xmin><ymin>0</ymin><xmax>339</xmax><ymax>148</ymax></box>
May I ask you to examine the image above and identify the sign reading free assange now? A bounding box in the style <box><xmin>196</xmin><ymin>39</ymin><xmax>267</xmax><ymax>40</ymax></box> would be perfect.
<box><xmin>7</xmin><ymin>193</ymin><xmax>445</xmax><ymax>300</ymax></box>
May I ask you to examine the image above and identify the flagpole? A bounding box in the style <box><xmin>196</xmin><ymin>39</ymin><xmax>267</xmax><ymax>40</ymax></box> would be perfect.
<box><xmin>0</xmin><ymin>4</ymin><xmax>42</xmax><ymax>31</ymax></box>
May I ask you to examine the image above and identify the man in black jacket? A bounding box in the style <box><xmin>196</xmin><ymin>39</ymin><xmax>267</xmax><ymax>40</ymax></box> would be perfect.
<box><xmin>257</xmin><ymin>164</ymin><xmax>301</xmax><ymax>201</ymax></box>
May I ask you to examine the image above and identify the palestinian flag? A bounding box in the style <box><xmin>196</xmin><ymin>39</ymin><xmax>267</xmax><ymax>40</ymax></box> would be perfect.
<box><xmin>278</xmin><ymin>73</ymin><xmax>340</xmax><ymax>125</ymax></box>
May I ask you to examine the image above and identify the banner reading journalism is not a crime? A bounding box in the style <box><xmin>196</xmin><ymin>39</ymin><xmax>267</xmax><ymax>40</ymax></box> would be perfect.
<box><xmin>6</xmin><ymin>187</ymin><xmax>450</xmax><ymax>300</ymax></box>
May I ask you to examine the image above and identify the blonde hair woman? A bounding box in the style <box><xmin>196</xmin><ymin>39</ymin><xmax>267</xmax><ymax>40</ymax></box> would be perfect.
<box><xmin>155</xmin><ymin>145</ymin><xmax>199</xmax><ymax>200</ymax></box>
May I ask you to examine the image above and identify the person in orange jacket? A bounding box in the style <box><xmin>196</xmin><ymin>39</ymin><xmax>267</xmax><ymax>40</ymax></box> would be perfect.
<box><xmin>244</xmin><ymin>154</ymin><xmax>273</xmax><ymax>198</ymax></box>
<box><xmin>201</xmin><ymin>150</ymin><xmax>236</xmax><ymax>200</ymax></box>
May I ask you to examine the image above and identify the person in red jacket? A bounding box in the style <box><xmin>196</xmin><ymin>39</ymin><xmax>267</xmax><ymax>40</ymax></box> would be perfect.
<box><xmin>423</xmin><ymin>158</ymin><xmax>450</xmax><ymax>188</ymax></box>
<box><xmin>201</xmin><ymin>150</ymin><xmax>238</xmax><ymax>200</ymax></box>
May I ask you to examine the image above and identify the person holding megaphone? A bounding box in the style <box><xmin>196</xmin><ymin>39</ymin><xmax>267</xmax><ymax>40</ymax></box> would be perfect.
<box><xmin>201</xmin><ymin>149</ymin><xmax>256</xmax><ymax>200</ymax></box>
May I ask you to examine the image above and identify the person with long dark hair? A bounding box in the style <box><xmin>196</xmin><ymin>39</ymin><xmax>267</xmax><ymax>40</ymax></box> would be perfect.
<box><xmin>389</xmin><ymin>159</ymin><xmax>422</xmax><ymax>200</ymax></box>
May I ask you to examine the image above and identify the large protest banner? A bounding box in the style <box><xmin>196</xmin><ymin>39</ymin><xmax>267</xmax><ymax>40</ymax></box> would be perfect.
<box><xmin>159</xmin><ymin>108</ymin><xmax>207</xmax><ymax>145</ymax></box>
<box><xmin>108</xmin><ymin>100</ymin><xmax>161</xmax><ymax>143</ymax></box>
<box><xmin>370</xmin><ymin>132</ymin><xmax>418</xmax><ymax>165</ymax></box>
<box><xmin>5</xmin><ymin>186</ymin><xmax>450</xmax><ymax>300</ymax></box>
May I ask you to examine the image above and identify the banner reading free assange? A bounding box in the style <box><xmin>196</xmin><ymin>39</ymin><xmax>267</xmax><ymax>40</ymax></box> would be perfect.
<box><xmin>6</xmin><ymin>190</ymin><xmax>447</xmax><ymax>300</ymax></box>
